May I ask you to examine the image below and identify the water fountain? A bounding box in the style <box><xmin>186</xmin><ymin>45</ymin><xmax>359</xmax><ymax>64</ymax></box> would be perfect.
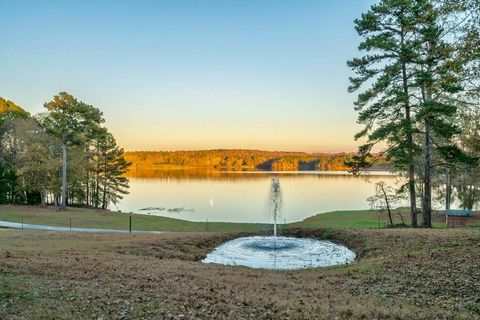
<box><xmin>202</xmin><ymin>178</ymin><xmax>356</xmax><ymax>270</ymax></box>
<box><xmin>270</xmin><ymin>178</ymin><xmax>282</xmax><ymax>236</ymax></box>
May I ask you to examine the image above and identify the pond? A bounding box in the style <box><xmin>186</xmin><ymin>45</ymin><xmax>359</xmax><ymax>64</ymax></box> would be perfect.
<box><xmin>119</xmin><ymin>170</ymin><xmax>400</xmax><ymax>223</ymax></box>
<box><xmin>202</xmin><ymin>236</ymin><xmax>356</xmax><ymax>270</ymax></box>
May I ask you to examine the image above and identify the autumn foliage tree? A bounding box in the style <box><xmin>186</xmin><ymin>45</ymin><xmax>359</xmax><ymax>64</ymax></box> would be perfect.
<box><xmin>0</xmin><ymin>94</ymin><xmax>130</xmax><ymax>210</ymax></box>
<box><xmin>0</xmin><ymin>98</ymin><xmax>29</xmax><ymax>204</ymax></box>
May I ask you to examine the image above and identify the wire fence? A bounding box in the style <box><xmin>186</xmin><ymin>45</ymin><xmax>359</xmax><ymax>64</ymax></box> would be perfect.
<box><xmin>0</xmin><ymin>214</ymin><xmax>280</xmax><ymax>233</ymax></box>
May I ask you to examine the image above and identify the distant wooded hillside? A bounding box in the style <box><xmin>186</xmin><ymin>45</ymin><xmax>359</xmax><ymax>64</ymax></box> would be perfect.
<box><xmin>125</xmin><ymin>150</ymin><xmax>388</xmax><ymax>176</ymax></box>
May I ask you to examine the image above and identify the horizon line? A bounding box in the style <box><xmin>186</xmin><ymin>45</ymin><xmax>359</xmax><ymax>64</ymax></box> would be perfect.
<box><xmin>124</xmin><ymin>148</ymin><xmax>359</xmax><ymax>154</ymax></box>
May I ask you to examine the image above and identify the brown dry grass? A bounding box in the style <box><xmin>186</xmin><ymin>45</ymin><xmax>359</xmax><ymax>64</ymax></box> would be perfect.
<box><xmin>1</xmin><ymin>228</ymin><xmax>479</xmax><ymax>319</ymax></box>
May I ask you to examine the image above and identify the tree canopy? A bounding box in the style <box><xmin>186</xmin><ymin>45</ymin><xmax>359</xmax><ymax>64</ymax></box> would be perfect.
<box><xmin>349</xmin><ymin>0</ymin><xmax>480</xmax><ymax>227</ymax></box>
<box><xmin>0</xmin><ymin>94</ymin><xmax>130</xmax><ymax>210</ymax></box>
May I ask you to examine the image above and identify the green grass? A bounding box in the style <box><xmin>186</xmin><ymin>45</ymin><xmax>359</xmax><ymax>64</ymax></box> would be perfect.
<box><xmin>291</xmin><ymin>208</ymin><xmax>412</xmax><ymax>229</ymax></box>
<box><xmin>292</xmin><ymin>208</ymin><xmax>454</xmax><ymax>229</ymax></box>
<box><xmin>0</xmin><ymin>205</ymin><xmax>451</xmax><ymax>232</ymax></box>
<box><xmin>0</xmin><ymin>205</ymin><xmax>271</xmax><ymax>233</ymax></box>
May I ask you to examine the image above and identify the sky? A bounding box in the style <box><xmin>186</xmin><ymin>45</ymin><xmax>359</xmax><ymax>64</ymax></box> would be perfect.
<box><xmin>1</xmin><ymin>0</ymin><xmax>376</xmax><ymax>152</ymax></box>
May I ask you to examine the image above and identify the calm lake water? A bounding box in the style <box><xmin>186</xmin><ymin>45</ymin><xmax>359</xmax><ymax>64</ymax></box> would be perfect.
<box><xmin>119</xmin><ymin>170</ymin><xmax>401</xmax><ymax>223</ymax></box>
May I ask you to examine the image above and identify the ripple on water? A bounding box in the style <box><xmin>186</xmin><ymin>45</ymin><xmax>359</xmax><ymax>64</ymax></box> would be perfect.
<box><xmin>202</xmin><ymin>236</ymin><xmax>356</xmax><ymax>270</ymax></box>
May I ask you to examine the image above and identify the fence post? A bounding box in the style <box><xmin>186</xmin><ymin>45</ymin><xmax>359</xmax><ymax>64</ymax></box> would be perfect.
<box><xmin>21</xmin><ymin>216</ymin><xmax>24</xmax><ymax>229</ymax></box>
<box><xmin>69</xmin><ymin>217</ymin><xmax>72</xmax><ymax>232</ymax></box>
<box><xmin>129</xmin><ymin>215</ymin><xmax>132</xmax><ymax>233</ymax></box>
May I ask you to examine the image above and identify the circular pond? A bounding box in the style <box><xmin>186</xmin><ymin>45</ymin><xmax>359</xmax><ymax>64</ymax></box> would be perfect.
<box><xmin>202</xmin><ymin>236</ymin><xmax>356</xmax><ymax>270</ymax></box>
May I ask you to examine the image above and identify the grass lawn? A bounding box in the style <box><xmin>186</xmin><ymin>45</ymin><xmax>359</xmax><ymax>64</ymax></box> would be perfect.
<box><xmin>0</xmin><ymin>205</ymin><xmax>271</xmax><ymax>233</ymax></box>
<box><xmin>292</xmin><ymin>207</ymin><xmax>453</xmax><ymax>229</ymax></box>
<box><xmin>0</xmin><ymin>205</ymin><xmax>457</xmax><ymax>232</ymax></box>
<box><xmin>0</xmin><ymin>205</ymin><xmax>480</xmax><ymax>232</ymax></box>
<box><xmin>1</xmin><ymin>227</ymin><xmax>480</xmax><ymax>319</ymax></box>
<box><xmin>292</xmin><ymin>208</ymin><xmax>408</xmax><ymax>229</ymax></box>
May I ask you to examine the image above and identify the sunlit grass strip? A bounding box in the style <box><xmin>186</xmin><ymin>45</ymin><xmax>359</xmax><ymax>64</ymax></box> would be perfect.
<box><xmin>0</xmin><ymin>205</ymin><xmax>458</xmax><ymax>232</ymax></box>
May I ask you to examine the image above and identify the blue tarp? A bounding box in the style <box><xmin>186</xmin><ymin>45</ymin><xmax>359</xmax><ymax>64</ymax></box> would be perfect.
<box><xmin>446</xmin><ymin>209</ymin><xmax>472</xmax><ymax>217</ymax></box>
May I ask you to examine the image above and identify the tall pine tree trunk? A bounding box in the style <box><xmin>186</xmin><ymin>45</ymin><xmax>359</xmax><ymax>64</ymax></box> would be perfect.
<box><xmin>86</xmin><ymin>169</ymin><xmax>90</xmax><ymax>207</ymax></box>
<box><xmin>102</xmin><ymin>182</ymin><xmax>107</xmax><ymax>210</ymax></box>
<box><xmin>407</xmin><ymin>127</ymin><xmax>418</xmax><ymax>227</ymax></box>
<box><xmin>10</xmin><ymin>182</ymin><xmax>14</xmax><ymax>204</ymax></box>
<box><xmin>94</xmin><ymin>159</ymin><xmax>99</xmax><ymax>209</ymax></box>
<box><xmin>422</xmin><ymin>116</ymin><xmax>433</xmax><ymax>228</ymax></box>
<box><xmin>61</xmin><ymin>141</ymin><xmax>67</xmax><ymax>209</ymax></box>
<box><xmin>101</xmin><ymin>155</ymin><xmax>107</xmax><ymax>210</ymax></box>
<box><xmin>445</xmin><ymin>167</ymin><xmax>451</xmax><ymax>211</ymax></box>
<box><xmin>22</xmin><ymin>177</ymin><xmax>28</xmax><ymax>204</ymax></box>
<box><xmin>401</xmin><ymin>57</ymin><xmax>418</xmax><ymax>228</ymax></box>
<box><xmin>40</xmin><ymin>190</ymin><xmax>46</xmax><ymax>205</ymax></box>
<box><xmin>95</xmin><ymin>179</ymin><xmax>99</xmax><ymax>209</ymax></box>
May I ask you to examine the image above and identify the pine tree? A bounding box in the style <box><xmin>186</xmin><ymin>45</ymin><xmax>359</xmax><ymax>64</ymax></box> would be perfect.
<box><xmin>96</xmin><ymin>132</ymin><xmax>130</xmax><ymax>210</ymax></box>
<box><xmin>348</xmin><ymin>0</ymin><xmax>422</xmax><ymax>227</ymax></box>
<box><xmin>349</xmin><ymin>0</ymin><xmax>480</xmax><ymax>227</ymax></box>
<box><xmin>412</xmin><ymin>0</ymin><xmax>479</xmax><ymax>226</ymax></box>
<box><xmin>41</xmin><ymin>92</ymin><xmax>104</xmax><ymax>209</ymax></box>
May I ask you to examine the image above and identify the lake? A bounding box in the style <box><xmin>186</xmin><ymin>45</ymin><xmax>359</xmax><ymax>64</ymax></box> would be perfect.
<box><xmin>119</xmin><ymin>170</ymin><xmax>402</xmax><ymax>223</ymax></box>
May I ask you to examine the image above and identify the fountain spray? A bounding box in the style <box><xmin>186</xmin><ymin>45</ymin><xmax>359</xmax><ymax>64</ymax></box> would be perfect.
<box><xmin>269</xmin><ymin>178</ymin><xmax>283</xmax><ymax>236</ymax></box>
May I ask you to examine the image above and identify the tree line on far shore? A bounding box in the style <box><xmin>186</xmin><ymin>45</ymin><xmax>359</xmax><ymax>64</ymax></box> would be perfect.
<box><xmin>349</xmin><ymin>0</ymin><xmax>480</xmax><ymax>227</ymax></box>
<box><xmin>124</xmin><ymin>150</ymin><xmax>388</xmax><ymax>174</ymax></box>
<box><xmin>0</xmin><ymin>93</ymin><xmax>130</xmax><ymax>210</ymax></box>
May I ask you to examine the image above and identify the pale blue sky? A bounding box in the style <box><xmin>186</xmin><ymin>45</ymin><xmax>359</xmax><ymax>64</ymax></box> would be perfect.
<box><xmin>1</xmin><ymin>0</ymin><xmax>375</xmax><ymax>152</ymax></box>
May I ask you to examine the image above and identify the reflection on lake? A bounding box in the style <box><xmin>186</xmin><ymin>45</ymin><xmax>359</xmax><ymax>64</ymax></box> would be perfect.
<box><xmin>119</xmin><ymin>170</ymin><xmax>400</xmax><ymax>223</ymax></box>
